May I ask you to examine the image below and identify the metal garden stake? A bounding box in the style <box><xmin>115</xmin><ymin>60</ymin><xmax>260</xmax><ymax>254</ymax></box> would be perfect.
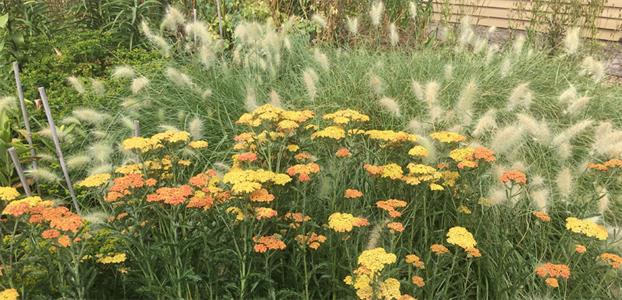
<box><xmin>133</xmin><ymin>120</ymin><xmax>140</xmax><ymax>137</ymax></box>
<box><xmin>8</xmin><ymin>147</ymin><xmax>32</xmax><ymax>196</ymax></box>
<box><xmin>38</xmin><ymin>87</ymin><xmax>81</xmax><ymax>214</ymax></box>
<box><xmin>13</xmin><ymin>62</ymin><xmax>40</xmax><ymax>193</ymax></box>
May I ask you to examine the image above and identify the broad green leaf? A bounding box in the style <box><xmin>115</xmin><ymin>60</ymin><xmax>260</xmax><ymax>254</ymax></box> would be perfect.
<box><xmin>0</xmin><ymin>14</ymin><xmax>8</xmax><ymax>28</ymax></box>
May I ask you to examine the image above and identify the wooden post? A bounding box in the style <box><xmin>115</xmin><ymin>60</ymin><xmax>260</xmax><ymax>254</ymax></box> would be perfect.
<box><xmin>13</xmin><ymin>62</ymin><xmax>40</xmax><ymax>193</ymax></box>
<box><xmin>8</xmin><ymin>147</ymin><xmax>31</xmax><ymax>196</ymax></box>
<box><xmin>38</xmin><ymin>87</ymin><xmax>81</xmax><ymax>214</ymax></box>
<box><xmin>133</xmin><ymin>120</ymin><xmax>140</xmax><ymax>137</ymax></box>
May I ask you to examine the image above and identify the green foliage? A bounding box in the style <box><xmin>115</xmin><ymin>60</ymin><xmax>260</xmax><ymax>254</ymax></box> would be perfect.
<box><xmin>0</xmin><ymin>109</ymin><xmax>14</xmax><ymax>186</ymax></box>
<box><xmin>13</xmin><ymin>29</ymin><xmax>165</xmax><ymax>117</ymax></box>
<box><xmin>0</xmin><ymin>13</ymin><xmax>8</xmax><ymax>53</ymax></box>
<box><xmin>72</xmin><ymin>0</ymin><xmax>163</xmax><ymax>48</ymax></box>
<box><xmin>518</xmin><ymin>0</ymin><xmax>606</xmax><ymax>48</ymax></box>
<box><xmin>0</xmin><ymin>0</ymin><xmax>61</xmax><ymax>65</ymax></box>
<box><xmin>0</xmin><ymin>99</ymin><xmax>29</xmax><ymax>187</ymax></box>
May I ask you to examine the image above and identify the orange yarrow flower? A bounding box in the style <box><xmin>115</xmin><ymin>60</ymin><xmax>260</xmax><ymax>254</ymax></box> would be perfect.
<box><xmin>587</xmin><ymin>163</ymin><xmax>608</xmax><ymax>171</ymax></box>
<box><xmin>145</xmin><ymin>178</ymin><xmax>157</xmax><ymax>187</ymax></box>
<box><xmin>587</xmin><ymin>159</ymin><xmax>622</xmax><ymax>172</ymax></box>
<box><xmin>473</xmin><ymin>146</ymin><xmax>496</xmax><ymax>162</ymax></box>
<box><xmin>253</xmin><ymin>234</ymin><xmax>286</xmax><ymax>253</ymax></box>
<box><xmin>376</xmin><ymin>199</ymin><xmax>407</xmax><ymax>218</ymax></box>
<box><xmin>255</xmin><ymin>207</ymin><xmax>278</xmax><ymax>220</ymax></box>
<box><xmin>294</xmin><ymin>152</ymin><xmax>312</xmax><ymax>161</ymax></box>
<box><xmin>604</xmin><ymin>159</ymin><xmax>622</xmax><ymax>168</ymax></box>
<box><xmin>41</xmin><ymin>229</ymin><xmax>61</xmax><ymax>239</ymax></box>
<box><xmin>599</xmin><ymin>253</ymin><xmax>622</xmax><ymax>269</ymax></box>
<box><xmin>411</xmin><ymin>276</ymin><xmax>425</xmax><ymax>288</ymax></box>
<box><xmin>146</xmin><ymin>185</ymin><xmax>193</xmax><ymax>205</ymax></box>
<box><xmin>363</xmin><ymin>163</ymin><xmax>384</xmax><ymax>176</ymax></box>
<box><xmin>336</xmin><ymin>147</ymin><xmax>351</xmax><ymax>158</ymax></box>
<box><xmin>236</xmin><ymin>152</ymin><xmax>258</xmax><ymax>162</ymax></box>
<box><xmin>186</xmin><ymin>192</ymin><xmax>214</xmax><ymax>209</ymax></box>
<box><xmin>405</xmin><ymin>254</ymin><xmax>425</xmax><ymax>269</ymax></box>
<box><xmin>344</xmin><ymin>189</ymin><xmax>363</xmax><ymax>199</ymax></box>
<box><xmin>545</xmin><ymin>278</ymin><xmax>559</xmax><ymax>288</ymax></box>
<box><xmin>575</xmin><ymin>245</ymin><xmax>587</xmax><ymax>254</ymax></box>
<box><xmin>500</xmin><ymin>170</ymin><xmax>527</xmax><ymax>185</ymax></box>
<box><xmin>352</xmin><ymin>217</ymin><xmax>369</xmax><ymax>227</ymax></box>
<box><xmin>466</xmin><ymin>247</ymin><xmax>481</xmax><ymax>258</ymax></box>
<box><xmin>535</xmin><ymin>263</ymin><xmax>570</xmax><ymax>280</ymax></box>
<box><xmin>250</xmin><ymin>188</ymin><xmax>275</xmax><ymax>202</ymax></box>
<box><xmin>57</xmin><ymin>235</ymin><xmax>72</xmax><ymax>247</ymax></box>
<box><xmin>431</xmin><ymin>244</ymin><xmax>450</xmax><ymax>255</ymax></box>
<box><xmin>532</xmin><ymin>211</ymin><xmax>551</xmax><ymax>222</ymax></box>
<box><xmin>295</xmin><ymin>232</ymin><xmax>327</xmax><ymax>250</ymax></box>
<box><xmin>106</xmin><ymin>174</ymin><xmax>145</xmax><ymax>202</ymax></box>
<box><xmin>30</xmin><ymin>206</ymin><xmax>83</xmax><ymax>233</ymax></box>
<box><xmin>284</xmin><ymin>212</ymin><xmax>311</xmax><ymax>224</ymax></box>
<box><xmin>188</xmin><ymin>170</ymin><xmax>218</xmax><ymax>188</ymax></box>
<box><xmin>387</xmin><ymin>222</ymin><xmax>405</xmax><ymax>233</ymax></box>
<box><xmin>287</xmin><ymin>163</ymin><xmax>320</xmax><ymax>182</ymax></box>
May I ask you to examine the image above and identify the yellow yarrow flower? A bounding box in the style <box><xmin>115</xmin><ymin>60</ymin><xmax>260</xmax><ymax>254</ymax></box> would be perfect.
<box><xmin>381</xmin><ymin>163</ymin><xmax>403</xmax><ymax>180</ymax></box>
<box><xmin>189</xmin><ymin>140</ymin><xmax>209</xmax><ymax>149</ymax></box>
<box><xmin>226</xmin><ymin>207</ymin><xmax>245</xmax><ymax>221</ymax></box>
<box><xmin>565</xmin><ymin>217</ymin><xmax>608</xmax><ymax>240</ymax></box>
<box><xmin>231</xmin><ymin>181</ymin><xmax>262</xmax><ymax>194</ymax></box>
<box><xmin>312</xmin><ymin>126</ymin><xmax>346</xmax><ymax>140</ymax></box>
<box><xmin>446</xmin><ymin>226</ymin><xmax>477</xmax><ymax>249</ymax></box>
<box><xmin>430</xmin><ymin>131</ymin><xmax>466</xmax><ymax>143</ymax></box>
<box><xmin>441</xmin><ymin>171</ymin><xmax>460</xmax><ymax>187</ymax></box>
<box><xmin>408</xmin><ymin>145</ymin><xmax>429</xmax><ymax>157</ymax></box>
<box><xmin>0</xmin><ymin>288</ymin><xmax>19</xmax><ymax>300</ymax></box>
<box><xmin>378</xmin><ymin>278</ymin><xmax>401</xmax><ymax>300</ymax></box>
<box><xmin>122</xmin><ymin>137</ymin><xmax>161</xmax><ymax>153</ymax></box>
<box><xmin>458</xmin><ymin>205</ymin><xmax>472</xmax><ymax>214</ymax></box>
<box><xmin>115</xmin><ymin>164</ymin><xmax>143</xmax><ymax>174</ymax></box>
<box><xmin>178</xmin><ymin>160</ymin><xmax>192</xmax><ymax>166</ymax></box>
<box><xmin>357</xmin><ymin>247</ymin><xmax>397</xmax><ymax>274</ymax></box>
<box><xmin>278</xmin><ymin>120</ymin><xmax>299</xmax><ymax>130</ymax></box>
<box><xmin>272</xmin><ymin>174</ymin><xmax>292</xmax><ymax>185</ymax></box>
<box><xmin>365</xmin><ymin>130</ymin><xmax>417</xmax><ymax>144</ymax></box>
<box><xmin>429</xmin><ymin>183</ymin><xmax>444</xmax><ymax>191</ymax></box>
<box><xmin>323</xmin><ymin>109</ymin><xmax>370</xmax><ymax>125</ymax></box>
<box><xmin>236</xmin><ymin>104</ymin><xmax>314</xmax><ymax>128</ymax></box>
<box><xmin>407</xmin><ymin>163</ymin><xmax>436</xmax><ymax>175</ymax></box>
<box><xmin>353</xmin><ymin>273</ymin><xmax>373</xmax><ymax>300</ymax></box>
<box><xmin>0</xmin><ymin>187</ymin><xmax>20</xmax><ymax>201</ymax></box>
<box><xmin>77</xmin><ymin>173</ymin><xmax>111</xmax><ymax>188</ymax></box>
<box><xmin>152</xmin><ymin>130</ymin><xmax>191</xmax><ymax>144</ymax></box>
<box><xmin>449</xmin><ymin>147</ymin><xmax>474</xmax><ymax>162</ymax></box>
<box><xmin>281</xmin><ymin>110</ymin><xmax>315</xmax><ymax>123</ymax></box>
<box><xmin>96</xmin><ymin>253</ymin><xmax>127</xmax><ymax>264</ymax></box>
<box><xmin>223</xmin><ymin>169</ymin><xmax>292</xmax><ymax>186</ymax></box>
<box><xmin>328</xmin><ymin>212</ymin><xmax>356</xmax><ymax>232</ymax></box>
